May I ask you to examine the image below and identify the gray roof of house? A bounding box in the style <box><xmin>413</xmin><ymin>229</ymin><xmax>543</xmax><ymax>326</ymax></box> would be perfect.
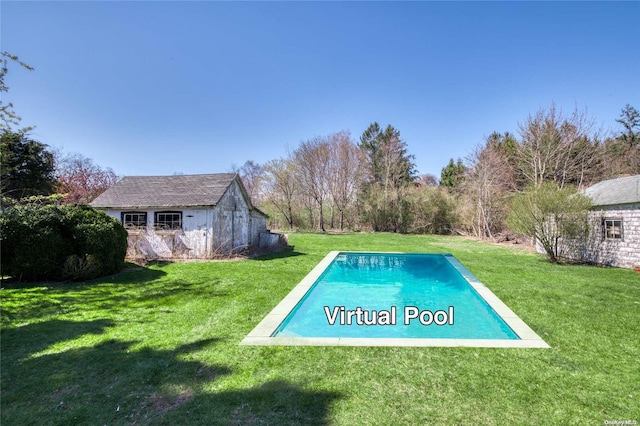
<box><xmin>583</xmin><ymin>175</ymin><xmax>640</xmax><ymax>206</ymax></box>
<box><xmin>90</xmin><ymin>173</ymin><xmax>239</xmax><ymax>209</ymax></box>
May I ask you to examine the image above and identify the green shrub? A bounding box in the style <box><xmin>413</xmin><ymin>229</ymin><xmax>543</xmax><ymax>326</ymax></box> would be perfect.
<box><xmin>0</xmin><ymin>204</ymin><xmax>127</xmax><ymax>281</ymax></box>
<box><xmin>507</xmin><ymin>182</ymin><xmax>592</xmax><ymax>263</ymax></box>
<box><xmin>407</xmin><ymin>185</ymin><xmax>458</xmax><ymax>234</ymax></box>
<box><xmin>61</xmin><ymin>204</ymin><xmax>128</xmax><ymax>277</ymax></box>
<box><xmin>61</xmin><ymin>254</ymin><xmax>100</xmax><ymax>281</ymax></box>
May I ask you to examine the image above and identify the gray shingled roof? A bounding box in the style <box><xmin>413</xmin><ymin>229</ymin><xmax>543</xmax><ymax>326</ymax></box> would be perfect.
<box><xmin>90</xmin><ymin>173</ymin><xmax>239</xmax><ymax>208</ymax></box>
<box><xmin>583</xmin><ymin>175</ymin><xmax>640</xmax><ymax>206</ymax></box>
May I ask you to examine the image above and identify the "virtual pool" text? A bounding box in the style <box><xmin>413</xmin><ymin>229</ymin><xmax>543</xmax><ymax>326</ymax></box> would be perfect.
<box><xmin>323</xmin><ymin>306</ymin><xmax>454</xmax><ymax>326</ymax></box>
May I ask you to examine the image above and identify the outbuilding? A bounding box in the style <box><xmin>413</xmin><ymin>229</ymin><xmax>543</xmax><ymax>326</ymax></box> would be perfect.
<box><xmin>548</xmin><ymin>174</ymin><xmax>640</xmax><ymax>269</ymax></box>
<box><xmin>91</xmin><ymin>173</ymin><xmax>269</xmax><ymax>259</ymax></box>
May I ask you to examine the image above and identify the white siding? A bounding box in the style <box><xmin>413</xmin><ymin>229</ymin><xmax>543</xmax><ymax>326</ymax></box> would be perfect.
<box><xmin>97</xmin><ymin>178</ymin><xmax>270</xmax><ymax>259</ymax></box>
<box><xmin>102</xmin><ymin>207</ymin><xmax>214</xmax><ymax>259</ymax></box>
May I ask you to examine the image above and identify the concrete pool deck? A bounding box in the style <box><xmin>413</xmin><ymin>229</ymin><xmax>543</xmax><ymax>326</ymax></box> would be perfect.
<box><xmin>241</xmin><ymin>251</ymin><xmax>550</xmax><ymax>348</ymax></box>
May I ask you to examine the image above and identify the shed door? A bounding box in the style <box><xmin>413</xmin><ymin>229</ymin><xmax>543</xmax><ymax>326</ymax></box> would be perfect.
<box><xmin>233</xmin><ymin>211</ymin><xmax>248</xmax><ymax>250</ymax></box>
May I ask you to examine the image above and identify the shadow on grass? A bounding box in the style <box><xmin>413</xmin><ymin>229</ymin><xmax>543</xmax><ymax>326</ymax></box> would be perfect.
<box><xmin>2</xmin><ymin>334</ymin><xmax>341</xmax><ymax>425</ymax></box>
<box><xmin>0</xmin><ymin>262</ymin><xmax>168</xmax><ymax>289</ymax></box>
<box><xmin>250</xmin><ymin>247</ymin><xmax>306</xmax><ymax>261</ymax></box>
<box><xmin>170</xmin><ymin>380</ymin><xmax>342</xmax><ymax>425</ymax></box>
<box><xmin>1</xmin><ymin>318</ymin><xmax>115</xmax><ymax>360</ymax></box>
<box><xmin>1</xmin><ymin>268</ymin><xmax>227</xmax><ymax>324</ymax></box>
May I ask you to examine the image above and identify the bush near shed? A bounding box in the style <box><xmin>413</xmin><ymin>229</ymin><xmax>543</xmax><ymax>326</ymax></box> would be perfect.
<box><xmin>0</xmin><ymin>204</ymin><xmax>127</xmax><ymax>281</ymax></box>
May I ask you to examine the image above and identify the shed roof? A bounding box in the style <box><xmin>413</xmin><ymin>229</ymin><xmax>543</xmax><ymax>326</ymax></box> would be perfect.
<box><xmin>91</xmin><ymin>173</ymin><xmax>240</xmax><ymax>209</ymax></box>
<box><xmin>583</xmin><ymin>175</ymin><xmax>640</xmax><ymax>207</ymax></box>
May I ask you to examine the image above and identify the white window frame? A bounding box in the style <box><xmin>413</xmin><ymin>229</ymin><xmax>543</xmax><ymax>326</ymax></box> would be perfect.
<box><xmin>154</xmin><ymin>211</ymin><xmax>182</xmax><ymax>230</ymax></box>
<box><xmin>122</xmin><ymin>212</ymin><xmax>147</xmax><ymax>229</ymax></box>
<box><xmin>602</xmin><ymin>218</ymin><xmax>623</xmax><ymax>241</ymax></box>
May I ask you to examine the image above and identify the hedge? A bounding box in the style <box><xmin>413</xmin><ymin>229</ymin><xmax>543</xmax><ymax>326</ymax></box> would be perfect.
<box><xmin>0</xmin><ymin>204</ymin><xmax>127</xmax><ymax>281</ymax></box>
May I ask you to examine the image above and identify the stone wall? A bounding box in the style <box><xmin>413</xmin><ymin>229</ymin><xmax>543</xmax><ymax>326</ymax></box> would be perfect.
<box><xmin>541</xmin><ymin>203</ymin><xmax>640</xmax><ymax>269</ymax></box>
<box><xmin>592</xmin><ymin>204</ymin><xmax>640</xmax><ymax>268</ymax></box>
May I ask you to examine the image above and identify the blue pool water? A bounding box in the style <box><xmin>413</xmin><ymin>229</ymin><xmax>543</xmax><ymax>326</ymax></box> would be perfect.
<box><xmin>273</xmin><ymin>253</ymin><xmax>519</xmax><ymax>339</ymax></box>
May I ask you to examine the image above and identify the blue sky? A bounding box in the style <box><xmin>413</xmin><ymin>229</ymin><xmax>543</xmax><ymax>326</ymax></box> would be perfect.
<box><xmin>2</xmin><ymin>1</ymin><xmax>638</xmax><ymax>178</ymax></box>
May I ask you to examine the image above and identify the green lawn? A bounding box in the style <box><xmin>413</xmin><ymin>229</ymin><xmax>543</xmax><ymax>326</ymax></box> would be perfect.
<box><xmin>2</xmin><ymin>233</ymin><xmax>638</xmax><ymax>425</ymax></box>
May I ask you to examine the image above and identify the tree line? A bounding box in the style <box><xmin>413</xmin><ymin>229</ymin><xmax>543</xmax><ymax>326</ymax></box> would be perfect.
<box><xmin>2</xmin><ymin>51</ymin><xmax>638</xmax><ymax>247</ymax></box>
<box><xmin>440</xmin><ymin>103</ymin><xmax>639</xmax><ymax>240</ymax></box>
<box><xmin>239</xmin><ymin>103</ymin><xmax>638</xmax><ymax>241</ymax></box>
<box><xmin>239</xmin><ymin>123</ymin><xmax>457</xmax><ymax>235</ymax></box>
<box><xmin>3</xmin><ymin>102</ymin><xmax>638</xmax><ymax>241</ymax></box>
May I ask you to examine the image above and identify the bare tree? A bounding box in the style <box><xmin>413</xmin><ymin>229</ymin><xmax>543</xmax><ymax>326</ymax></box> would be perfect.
<box><xmin>234</xmin><ymin>160</ymin><xmax>264</xmax><ymax>204</ymax></box>
<box><xmin>327</xmin><ymin>131</ymin><xmax>362</xmax><ymax>231</ymax></box>
<box><xmin>294</xmin><ymin>137</ymin><xmax>332</xmax><ymax>232</ymax></box>
<box><xmin>1</xmin><ymin>52</ymin><xmax>34</xmax><ymax>132</ymax></box>
<box><xmin>262</xmin><ymin>156</ymin><xmax>298</xmax><ymax>231</ymax></box>
<box><xmin>518</xmin><ymin>103</ymin><xmax>600</xmax><ymax>188</ymax></box>
<box><xmin>417</xmin><ymin>174</ymin><xmax>438</xmax><ymax>186</ymax></box>
<box><xmin>461</xmin><ymin>139</ymin><xmax>515</xmax><ymax>240</ymax></box>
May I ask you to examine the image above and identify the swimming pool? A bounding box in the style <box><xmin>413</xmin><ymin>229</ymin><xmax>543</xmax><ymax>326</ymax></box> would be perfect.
<box><xmin>241</xmin><ymin>252</ymin><xmax>549</xmax><ymax>348</ymax></box>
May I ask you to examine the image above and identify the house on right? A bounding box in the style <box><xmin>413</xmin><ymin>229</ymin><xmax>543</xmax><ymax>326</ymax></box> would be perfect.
<box><xmin>566</xmin><ymin>175</ymin><xmax>640</xmax><ymax>269</ymax></box>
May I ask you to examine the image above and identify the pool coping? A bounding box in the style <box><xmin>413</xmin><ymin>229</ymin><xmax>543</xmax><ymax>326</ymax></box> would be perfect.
<box><xmin>240</xmin><ymin>251</ymin><xmax>550</xmax><ymax>348</ymax></box>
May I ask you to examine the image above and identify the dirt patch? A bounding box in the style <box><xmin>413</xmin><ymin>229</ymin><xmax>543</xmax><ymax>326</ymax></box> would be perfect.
<box><xmin>148</xmin><ymin>388</ymin><xmax>194</xmax><ymax>414</ymax></box>
<box><xmin>227</xmin><ymin>403</ymin><xmax>258</xmax><ymax>426</ymax></box>
<box><xmin>457</xmin><ymin>234</ymin><xmax>536</xmax><ymax>253</ymax></box>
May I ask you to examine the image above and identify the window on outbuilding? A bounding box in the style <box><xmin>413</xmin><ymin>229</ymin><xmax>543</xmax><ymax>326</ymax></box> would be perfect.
<box><xmin>154</xmin><ymin>211</ymin><xmax>182</xmax><ymax>230</ymax></box>
<box><xmin>122</xmin><ymin>212</ymin><xmax>147</xmax><ymax>229</ymax></box>
<box><xmin>602</xmin><ymin>218</ymin><xmax>623</xmax><ymax>240</ymax></box>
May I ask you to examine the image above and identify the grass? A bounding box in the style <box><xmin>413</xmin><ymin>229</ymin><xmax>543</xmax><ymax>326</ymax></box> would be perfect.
<box><xmin>1</xmin><ymin>233</ymin><xmax>638</xmax><ymax>425</ymax></box>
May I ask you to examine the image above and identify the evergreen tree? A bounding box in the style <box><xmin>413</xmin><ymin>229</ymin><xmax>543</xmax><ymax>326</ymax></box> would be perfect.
<box><xmin>439</xmin><ymin>158</ymin><xmax>466</xmax><ymax>189</ymax></box>
<box><xmin>359</xmin><ymin>122</ymin><xmax>416</xmax><ymax>189</ymax></box>
<box><xmin>616</xmin><ymin>104</ymin><xmax>640</xmax><ymax>148</ymax></box>
<box><xmin>358</xmin><ymin>122</ymin><xmax>416</xmax><ymax>232</ymax></box>
<box><xmin>1</xmin><ymin>131</ymin><xmax>56</xmax><ymax>202</ymax></box>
